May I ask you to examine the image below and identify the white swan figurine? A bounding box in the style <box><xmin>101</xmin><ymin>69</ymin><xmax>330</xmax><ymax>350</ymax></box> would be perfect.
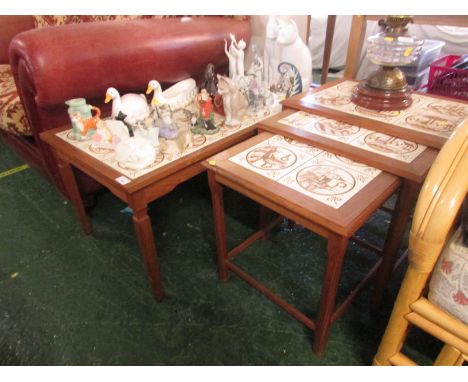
<box><xmin>105</xmin><ymin>87</ymin><xmax>150</xmax><ymax>126</ymax></box>
<box><xmin>146</xmin><ymin>79</ymin><xmax>197</xmax><ymax>111</ymax></box>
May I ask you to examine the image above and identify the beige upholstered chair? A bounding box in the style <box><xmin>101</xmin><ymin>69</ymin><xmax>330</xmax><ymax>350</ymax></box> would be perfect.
<box><xmin>373</xmin><ymin>120</ymin><xmax>468</xmax><ymax>366</ymax></box>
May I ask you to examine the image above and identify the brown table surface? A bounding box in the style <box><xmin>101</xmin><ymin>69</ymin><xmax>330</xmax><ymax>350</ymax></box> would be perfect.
<box><xmin>40</xmin><ymin>122</ymin><xmax>259</xmax><ymax>300</ymax></box>
<box><xmin>282</xmin><ymin>79</ymin><xmax>468</xmax><ymax>150</ymax></box>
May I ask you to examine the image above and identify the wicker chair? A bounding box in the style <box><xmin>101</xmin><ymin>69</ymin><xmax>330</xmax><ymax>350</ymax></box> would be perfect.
<box><xmin>373</xmin><ymin>119</ymin><xmax>468</xmax><ymax>366</ymax></box>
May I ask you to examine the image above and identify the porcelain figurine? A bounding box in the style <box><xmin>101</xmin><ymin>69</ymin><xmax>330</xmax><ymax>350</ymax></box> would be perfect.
<box><xmin>217</xmin><ymin>74</ymin><xmax>248</xmax><ymax>127</ymax></box>
<box><xmin>200</xmin><ymin>64</ymin><xmax>218</xmax><ymax>97</ymax></box>
<box><xmin>115</xmin><ymin>136</ymin><xmax>156</xmax><ymax>170</ymax></box>
<box><xmin>224</xmin><ymin>38</ymin><xmax>237</xmax><ymax>80</ymax></box>
<box><xmin>191</xmin><ymin>89</ymin><xmax>219</xmax><ymax>135</ymax></box>
<box><xmin>154</xmin><ymin>103</ymin><xmax>180</xmax><ymax>140</ymax></box>
<box><xmin>132</xmin><ymin>115</ymin><xmax>160</xmax><ymax>148</ymax></box>
<box><xmin>265</xmin><ymin>16</ymin><xmax>312</xmax><ymax>91</ymax></box>
<box><xmin>229</xmin><ymin>33</ymin><xmax>247</xmax><ymax>80</ymax></box>
<box><xmin>276</xmin><ymin>62</ymin><xmax>303</xmax><ymax>98</ymax></box>
<box><xmin>147</xmin><ymin>79</ymin><xmax>197</xmax><ymax>112</ymax></box>
<box><xmin>105</xmin><ymin>87</ymin><xmax>150</xmax><ymax>127</ymax></box>
<box><xmin>247</xmin><ymin>44</ymin><xmax>263</xmax><ymax>86</ymax></box>
<box><xmin>66</xmin><ymin>98</ymin><xmax>97</xmax><ymax>140</ymax></box>
<box><xmin>98</xmin><ymin>120</ymin><xmax>130</xmax><ymax>145</ymax></box>
<box><xmin>69</xmin><ymin>104</ymin><xmax>101</xmax><ymax>140</ymax></box>
<box><xmin>91</xmin><ymin>119</ymin><xmax>121</xmax><ymax>146</ymax></box>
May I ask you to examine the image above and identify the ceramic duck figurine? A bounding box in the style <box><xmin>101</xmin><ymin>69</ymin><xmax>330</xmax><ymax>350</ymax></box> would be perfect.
<box><xmin>146</xmin><ymin>79</ymin><xmax>197</xmax><ymax>111</ymax></box>
<box><xmin>105</xmin><ymin>87</ymin><xmax>150</xmax><ymax>126</ymax></box>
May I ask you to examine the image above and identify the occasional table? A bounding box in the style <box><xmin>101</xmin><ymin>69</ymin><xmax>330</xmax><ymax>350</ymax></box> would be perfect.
<box><xmin>40</xmin><ymin>109</ymin><xmax>280</xmax><ymax>301</ymax></box>
<box><xmin>203</xmin><ymin>131</ymin><xmax>402</xmax><ymax>355</ymax></box>
<box><xmin>272</xmin><ymin>80</ymin><xmax>467</xmax><ymax>306</ymax></box>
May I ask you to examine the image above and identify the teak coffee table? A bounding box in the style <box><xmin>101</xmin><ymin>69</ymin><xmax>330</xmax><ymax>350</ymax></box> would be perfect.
<box><xmin>40</xmin><ymin>111</ymin><xmax>277</xmax><ymax>301</ymax></box>
<box><xmin>203</xmin><ymin>131</ymin><xmax>402</xmax><ymax>356</ymax></box>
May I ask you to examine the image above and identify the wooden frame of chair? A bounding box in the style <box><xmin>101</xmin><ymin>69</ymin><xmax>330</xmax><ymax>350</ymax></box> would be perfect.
<box><xmin>373</xmin><ymin>119</ymin><xmax>468</xmax><ymax>366</ymax></box>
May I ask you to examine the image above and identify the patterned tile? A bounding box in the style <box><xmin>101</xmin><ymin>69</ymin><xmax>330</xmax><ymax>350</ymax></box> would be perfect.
<box><xmin>278</xmin><ymin>110</ymin><xmax>427</xmax><ymax>163</ymax></box>
<box><xmin>229</xmin><ymin>134</ymin><xmax>381</xmax><ymax>209</ymax></box>
<box><xmin>56</xmin><ymin>104</ymin><xmax>282</xmax><ymax>181</ymax></box>
<box><xmin>301</xmin><ymin>80</ymin><xmax>468</xmax><ymax>138</ymax></box>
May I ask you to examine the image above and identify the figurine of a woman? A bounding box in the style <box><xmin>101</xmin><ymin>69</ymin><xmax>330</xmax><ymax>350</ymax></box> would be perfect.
<box><xmin>229</xmin><ymin>33</ymin><xmax>246</xmax><ymax>80</ymax></box>
<box><xmin>247</xmin><ymin>44</ymin><xmax>264</xmax><ymax>86</ymax></box>
<box><xmin>224</xmin><ymin>38</ymin><xmax>237</xmax><ymax>80</ymax></box>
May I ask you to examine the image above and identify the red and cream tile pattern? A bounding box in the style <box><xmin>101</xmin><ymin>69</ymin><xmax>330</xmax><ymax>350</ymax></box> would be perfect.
<box><xmin>301</xmin><ymin>80</ymin><xmax>468</xmax><ymax>139</ymax></box>
<box><xmin>278</xmin><ymin>110</ymin><xmax>427</xmax><ymax>163</ymax></box>
<box><xmin>229</xmin><ymin>134</ymin><xmax>381</xmax><ymax>209</ymax></box>
<box><xmin>55</xmin><ymin>106</ymin><xmax>281</xmax><ymax>181</ymax></box>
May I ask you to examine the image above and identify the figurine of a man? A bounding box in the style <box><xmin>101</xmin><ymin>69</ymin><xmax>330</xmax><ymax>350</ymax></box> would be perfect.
<box><xmin>197</xmin><ymin>89</ymin><xmax>216</xmax><ymax>131</ymax></box>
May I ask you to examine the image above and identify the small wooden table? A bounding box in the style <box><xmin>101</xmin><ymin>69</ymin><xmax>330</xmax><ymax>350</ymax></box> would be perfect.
<box><xmin>203</xmin><ymin>131</ymin><xmax>402</xmax><ymax>356</ymax></box>
<box><xmin>270</xmin><ymin>82</ymin><xmax>467</xmax><ymax>306</ymax></box>
<box><xmin>257</xmin><ymin>108</ymin><xmax>441</xmax><ymax>306</ymax></box>
<box><xmin>40</xmin><ymin>112</ymin><xmax>275</xmax><ymax>301</ymax></box>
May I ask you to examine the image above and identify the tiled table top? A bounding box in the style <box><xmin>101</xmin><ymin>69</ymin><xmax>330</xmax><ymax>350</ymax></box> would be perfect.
<box><xmin>229</xmin><ymin>134</ymin><xmax>381</xmax><ymax>209</ymax></box>
<box><xmin>56</xmin><ymin>105</ymin><xmax>281</xmax><ymax>181</ymax></box>
<box><xmin>301</xmin><ymin>80</ymin><xmax>468</xmax><ymax>139</ymax></box>
<box><xmin>277</xmin><ymin>110</ymin><xmax>427</xmax><ymax>163</ymax></box>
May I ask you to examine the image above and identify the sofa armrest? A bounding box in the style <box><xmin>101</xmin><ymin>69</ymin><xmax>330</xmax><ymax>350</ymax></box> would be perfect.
<box><xmin>0</xmin><ymin>16</ymin><xmax>34</xmax><ymax>64</ymax></box>
<box><xmin>9</xmin><ymin>16</ymin><xmax>250</xmax><ymax>136</ymax></box>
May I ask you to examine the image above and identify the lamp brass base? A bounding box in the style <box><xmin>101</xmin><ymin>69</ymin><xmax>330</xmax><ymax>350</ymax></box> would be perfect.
<box><xmin>351</xmin><ymin>82</ymin><xmax>413</xmax><ymax>111</ymax></box>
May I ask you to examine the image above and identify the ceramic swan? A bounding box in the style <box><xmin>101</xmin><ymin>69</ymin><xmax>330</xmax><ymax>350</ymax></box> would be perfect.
<box><xmin>105</xmin><ymin>87</ymin><xmax>150</xmax><ymax>126</ymax></box>
<box><xmin>146</xmin><ymin>79</ymin><xmax>197</xmax><ymax>111</ymax></box>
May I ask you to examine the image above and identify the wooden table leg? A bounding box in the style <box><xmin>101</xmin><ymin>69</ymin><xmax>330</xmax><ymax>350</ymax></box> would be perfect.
<box><xmin>207</xmin><ymin>171</ymin><xmax>229</xmax><ymax>282</ymax></box>
<box><xmin>132</xmin><ymin>206</ymin><xmax>165</xmax><ymax>301</ymax></box>
<box><xmin>320</xmin><ymin>15</ymin><xmax>337</xmax><ymax>85</ymax></box>
<box><xmin>314</xmin><ymin>232</ymin><xmax>349</xmax><ymax>356</ymax></box>
<box><xmin>56</xmin><ymin>157</ymin><xmax>92</xmax><ymax>235</ymax></box>
<box><xmin>370</xmin><ymin>180</ymin><xmax>420</xmax><ymax>309</ymax></box>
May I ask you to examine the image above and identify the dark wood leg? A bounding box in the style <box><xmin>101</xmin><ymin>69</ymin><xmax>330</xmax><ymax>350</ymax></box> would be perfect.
<box><xmin>207</xmin><ymin>171</ymin><xmax>229</xmax><ymax>282</ymax></box>
<box><xmin>370</xmin><ymin>180</ymin><xmax>420</xmax><ymax>309</ymax></box>
<box><xmin>314</xmin><ymin>232</ymin><xmax>348</xmax><ymax>356</ymax></box>
<box><xmin>259</xmin><ymin>205</ymin><xmax>269</xmax><ymax>240</ymax></box>
<box><xmin>132</xmin><ymin>206</ymin><xmax>165</xmax><ymax>301</ymax></box>
<box><xmin>56</xmin><ymin>158</ymin><xmax>92</xmax><ymax>235</ymax></box>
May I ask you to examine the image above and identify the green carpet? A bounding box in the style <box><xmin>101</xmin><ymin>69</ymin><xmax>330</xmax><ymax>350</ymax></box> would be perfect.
<box><xmin>0</xmin><ymin>139</ymin><xmax>443</xmax><ymax>365</ymax></box>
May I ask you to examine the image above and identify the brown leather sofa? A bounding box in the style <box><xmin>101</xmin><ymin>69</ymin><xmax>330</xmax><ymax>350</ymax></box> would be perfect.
<box><xmin>0</xmin><ymin>16</ymin><xmax>250</xmax><ymax>198</ymax></box>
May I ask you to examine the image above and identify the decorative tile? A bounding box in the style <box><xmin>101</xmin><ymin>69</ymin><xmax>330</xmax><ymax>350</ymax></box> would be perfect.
<box><xmin>229</xmin><ymin>135</ymin><xmax>320</xmax><ymax>181</ymax></box>
<box><xmin>301</xmin><ymin>80</ymin><xmax>468</xmax><ymax>139</ymax></box>
<box><xmin>56</xmin><ymin>103</ymin><xmax>282</xmax><ymax>181</ymax></box>
<box><xmin>277</xmin><ymin>110</ymin><xmax>427</xmax><ymax>163</ymax></box>
<box><xmin>351</xmin><ymin>131</ymin><xmax>427</xmax><ymax>163</ymax></box>
<box><xmin>230</xmin><ymin>134</ymin><xmax>381</xmax><ymax>209</ymax></box>
<box><xmin>278</xmin><ymin>152</ymin><xmax>380</xmax><ymax>209</ymax></box>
